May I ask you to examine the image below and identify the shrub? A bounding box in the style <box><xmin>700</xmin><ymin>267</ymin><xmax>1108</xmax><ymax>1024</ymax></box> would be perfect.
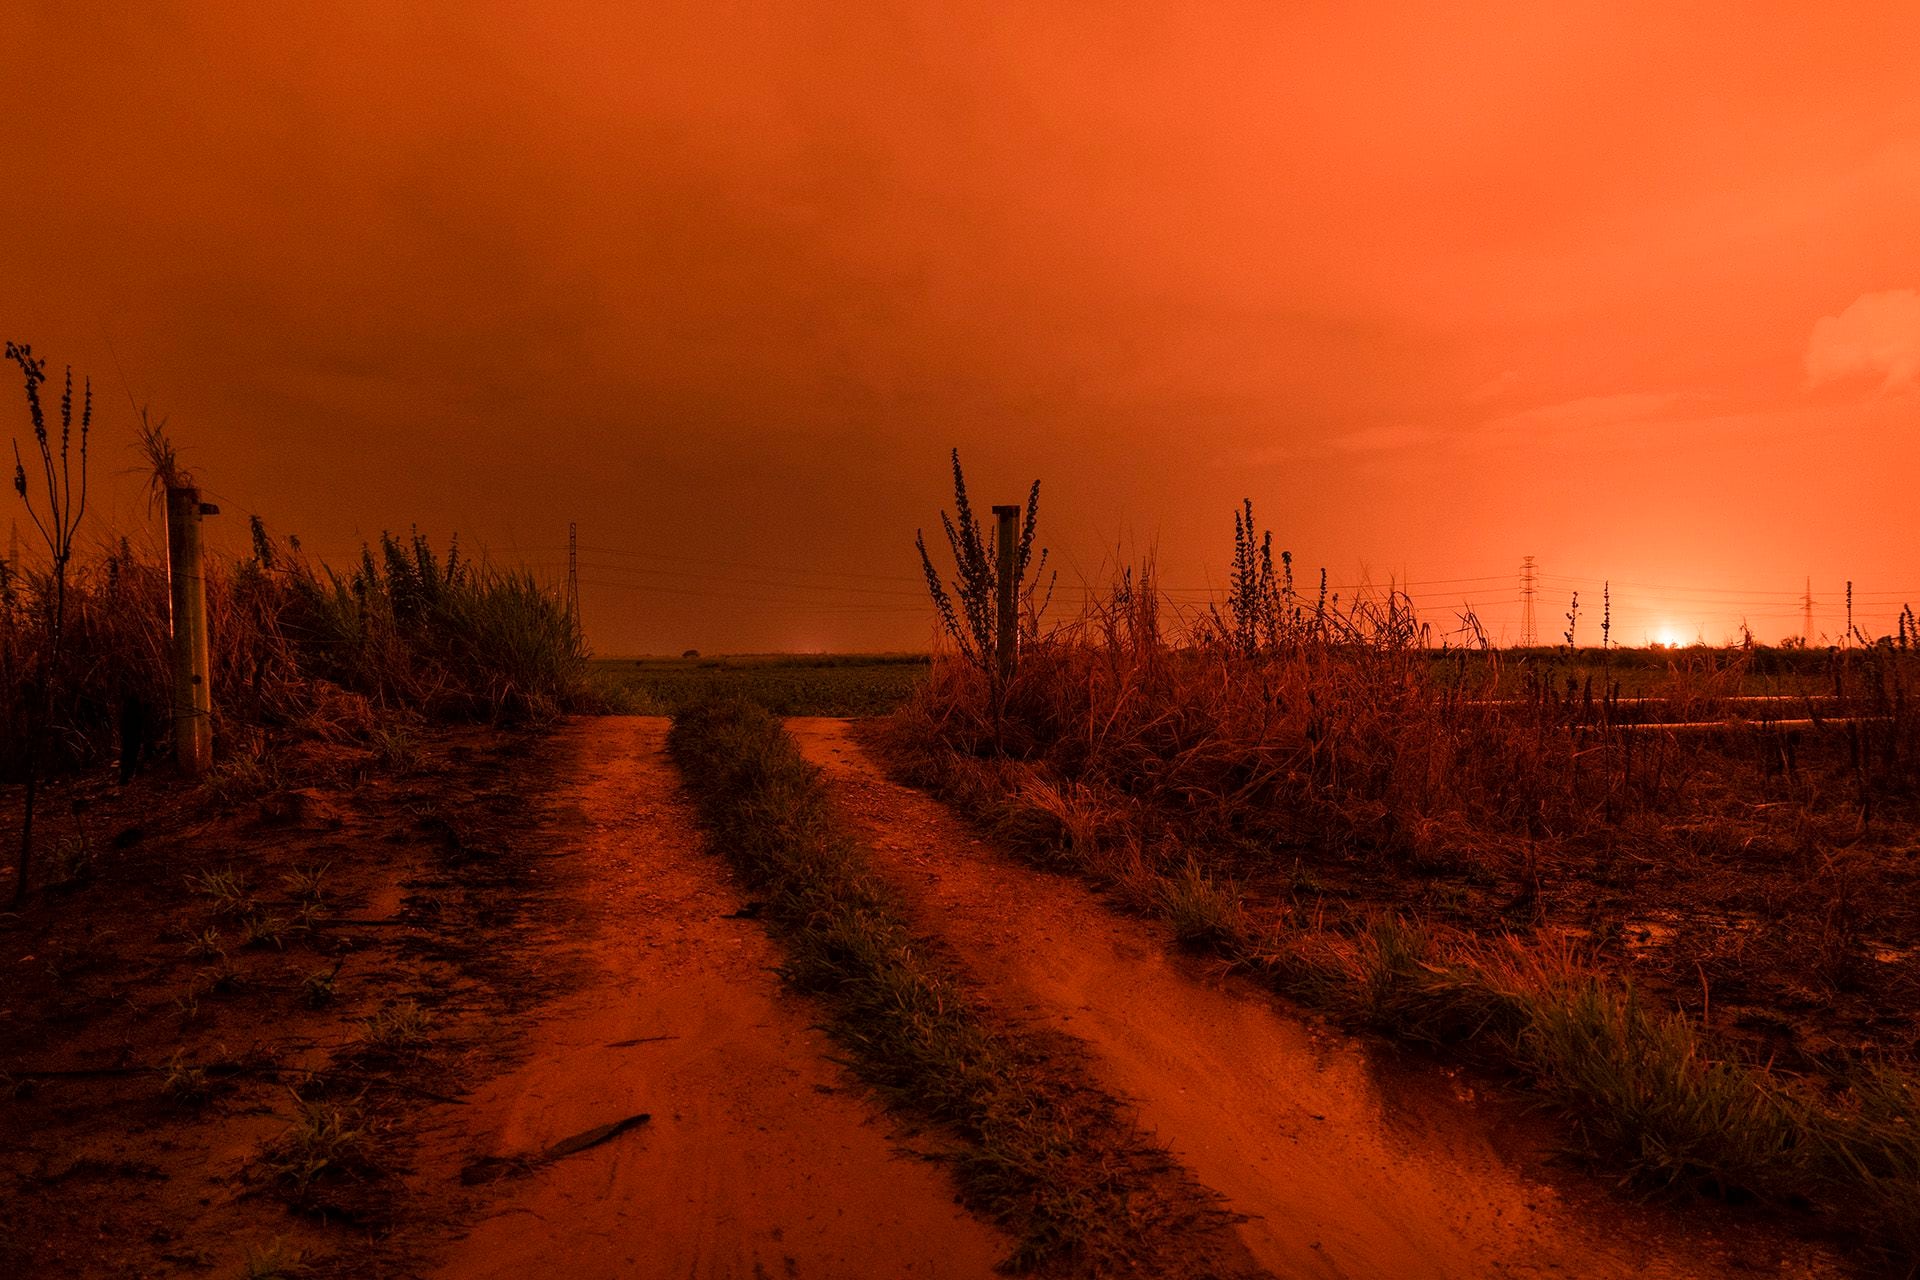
<box><xmin>2</xmin><ymin>527</ymin><xmax>589</xmax><ymax>782</ymax></box>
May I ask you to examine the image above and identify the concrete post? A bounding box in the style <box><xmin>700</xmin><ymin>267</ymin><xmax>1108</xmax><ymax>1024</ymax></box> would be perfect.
<box><xmin>165</xmin><ymin>486</ymin><xmax>215</xmax><ymax>775</ymax></box>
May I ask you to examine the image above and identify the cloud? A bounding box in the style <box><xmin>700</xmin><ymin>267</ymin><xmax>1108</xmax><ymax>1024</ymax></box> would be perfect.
<box><xmin>1327</xmin><ymin>424</ymin><xmax>1448</xmax><ymax>453</ymax></box>
<box><xmin>1469</xmin><ymin>369</ymin><xmax>1520</xmax><ymax>402</ymax></box>
<box><xmin>1477</xmin><ymin>391</ymin><xmax>1688</xmax><ymax>439</ymax></box>
<box><xmin>1324</xmin><ymin>391</ymin><xmax>1686</xmax><ymax>456</ymax></box>
<box><xmin>1806</xmin><ymin>289</ymin><xmax>1920</xmax><ymax>391</ymax></box>
<box><xmin>1228</xmin><ymin>390</ymin><xmax>1692</xmax><ymax>467</ymax></box>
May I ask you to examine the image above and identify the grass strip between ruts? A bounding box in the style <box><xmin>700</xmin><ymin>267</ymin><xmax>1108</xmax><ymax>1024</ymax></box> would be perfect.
<box><xmin>667</xmin><ymin>697</ymin><xmax>1256</xmax><ymax>1278</ymax></box>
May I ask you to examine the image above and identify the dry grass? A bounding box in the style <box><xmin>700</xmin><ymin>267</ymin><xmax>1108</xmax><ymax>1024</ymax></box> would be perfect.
<box><xmin>354</xmin><ymin>1001</ymin><xmax>435</xmax><ymax>1061</ymax></box>
<box><xmin>889</xmin><ymin>531</ymin><xmax>1920</xmax><ymax>1267</ymax></box>
<box><xmin>2</xmin><ymin>528</ymin><xmax>591</xmax><ymax>792</ymax></box>
<box><xmin>260</xmin><ymin>1092</ymin><xmax>382</xmax><ymax>1195</ymax></box>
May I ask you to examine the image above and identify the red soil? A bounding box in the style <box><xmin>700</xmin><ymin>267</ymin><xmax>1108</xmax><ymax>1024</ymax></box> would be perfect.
<box><xmin>429</xmin><ymin>716</ymin><xmax>1007</xmax><ymax>1278</ymax></box>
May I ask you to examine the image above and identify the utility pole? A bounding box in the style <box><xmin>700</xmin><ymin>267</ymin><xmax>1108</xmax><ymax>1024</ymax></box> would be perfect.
<box><xmin>1803</xmin><ymin>577</ymin><xmax>1814</xmax><ymax>647</ymax></box>
<box><xmin>1519</xmin><ymin>555</ymin><xmax>1538</xmax><ymax>648</ymax></box>
<box><xmin>165</xmin><ymin>485</ymin><xmax>217</xmax><ymax>775</ymax></box>
<box><xmin>992</xmin><ymin>504</ymin><xmax>1020</xmax><ymax>679</ymax></box>
<box><xmin>565</xmin><ymin>521</ymin><xmax>581</xmax><ymax>626</ymax></box>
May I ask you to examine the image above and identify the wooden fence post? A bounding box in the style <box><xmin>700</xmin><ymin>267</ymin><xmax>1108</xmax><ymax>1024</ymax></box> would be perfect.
<box><xmin>165</xmin><ymin>486</ymin><xmax>216</xmax><ymax>775</ymax></box>
<box><xmin>993</xmin><ymin>504</ymin><xmax>1020</xmax><ymax>679</ymax></box>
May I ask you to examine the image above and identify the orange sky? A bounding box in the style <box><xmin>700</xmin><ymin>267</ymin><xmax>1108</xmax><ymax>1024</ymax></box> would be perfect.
<box><xmin>5</xmin><ymin>1</ymin><xmax>1918</xmax><ymax>651</ymax></box>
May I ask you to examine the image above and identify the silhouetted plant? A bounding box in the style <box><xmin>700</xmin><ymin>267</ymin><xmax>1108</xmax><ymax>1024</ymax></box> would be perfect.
<box><xmin>6</xmin><ymin>341</ymin><xmax>90</xmax><ymax>905</ymax></box>
<box><xmin>1212</xmin><ymin>498</ymin><xmax>1331</xmax><ymax>652</ymax></box>
<box><xmin>1219</xmin><ymin>499</ymin><xmax>1280</xmax><ymax>656</ymax></box>
<box><xmin>914</xmin><ymin>449</ymin><xmax>1047</xmax><ymax>672</ymax></box>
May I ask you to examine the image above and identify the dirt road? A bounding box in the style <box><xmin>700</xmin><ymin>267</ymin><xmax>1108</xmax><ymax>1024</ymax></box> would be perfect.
<box><xmin>9</xmin><ymin>711</ymin><xmax>1848</xmax><ymax>1277</ymax></box>
<box><xmin>431</xmin><ymin>717</ymin><xmax>1007</xmax><ymax>1279</ymax></box>
<box><xmin>790</xmin><ymin>717</ymin><xmax>1845</xmax><ymax>1280</ymax></box>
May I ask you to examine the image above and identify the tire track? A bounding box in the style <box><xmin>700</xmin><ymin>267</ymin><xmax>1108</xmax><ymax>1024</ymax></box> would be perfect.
<box><xmin>431</xmin><ymin>716</ymin><xmax>1008</xmax><ymax>1280</ymax></box>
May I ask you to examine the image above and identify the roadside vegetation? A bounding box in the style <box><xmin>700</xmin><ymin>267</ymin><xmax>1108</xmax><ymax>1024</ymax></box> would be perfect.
<box><xmin>892</xmin><ymin>475</ymin><xmax>1920</xmax><ymax>1268</ymax></box>
<box><xmin>669</xmin><ymin>698</ymin><xmax>1253</xmax><ymax>1277</ymax></box>
<box><xmin>2</xmin><ymin>347</ymin><xmax>592</xmax><ymax>818</ymax></box>
<box><xmin>3</xmin><ymin>526</ymin><xmax>590</xmax><ymax>783</ymax></box>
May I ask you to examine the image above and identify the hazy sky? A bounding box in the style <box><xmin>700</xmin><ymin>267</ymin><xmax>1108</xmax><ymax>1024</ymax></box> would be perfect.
<box><xmin>5</xmin><ymin>1</ymin><xmax>1918</xmax><ymax>650</ymax></box>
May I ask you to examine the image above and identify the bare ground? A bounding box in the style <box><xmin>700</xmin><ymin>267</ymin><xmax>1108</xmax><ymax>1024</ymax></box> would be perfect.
<box><xmin>0</xmin><ymin>723</ymin><xmax>585</xmax><ymax>1277</ymax></box>
<box><xmin>2</xmin><ymin>717</ymin><xmax>1008</xmax><ymax>1278</ymax></box>
<box><xmin>790</xmin><ymin>715</ymin><xmax>1851</xmax><ymax>1280</ymax></box>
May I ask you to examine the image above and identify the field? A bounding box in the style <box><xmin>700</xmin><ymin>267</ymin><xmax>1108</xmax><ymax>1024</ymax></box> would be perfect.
<box><xmin>591</xmin><ymin>644</ymin><xmax>1845</xmax><ymax>720</ymax></box>
<box><xmin>592</xmin><ymin>653</ymin><xmax>928</xmax><ymax>716</ymax></box>
<box><xmin>883</xmin><ymin>568</ymin><xmax>1920</xmax><ymax>1263</ymax></box>
<box><xmin>1482</xmin><ymin>643</ymin><xmax>1836</xmax><ymax>698</ymax></box>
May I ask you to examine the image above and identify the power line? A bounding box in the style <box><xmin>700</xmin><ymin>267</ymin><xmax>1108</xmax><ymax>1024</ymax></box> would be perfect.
<box><xmin>573</xmin><ymin>542</ymin><xmax>1518</xmax><ymax>595</ymax></box>
<box><xmin>1539</xmin><ymin>572</ymin><xmax>1920</xmax><ymax>601</ymax></box>
<box><xmin>576</xmin><ymin>578</ymin><xmax>930</xmax><ymax>612</ymax></box>
<box><xmin>564</xmin><ymin>554</ymin><xmax>1524</xmax><ymax>600</ymax></box>
<box><xmin>294</xmin><ymin>532</ymin><xmax>1908</xmax><ymax>640</ymax></box>
<box><xmin>575</xmin><ymin>542</ymin><xmax>929</xmax><ymax>585</ymax></box>
<box><xmin>574</xmin><ymin>560</ymin><xmax>931</xmax><ymax>597</ymax></box>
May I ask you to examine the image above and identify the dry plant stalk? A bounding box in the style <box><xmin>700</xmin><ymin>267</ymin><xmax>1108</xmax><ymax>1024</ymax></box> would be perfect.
<box><xmin>5</xmin><ymin>341</ymin><xmax>90</xmax><ymax>905</ymax></box>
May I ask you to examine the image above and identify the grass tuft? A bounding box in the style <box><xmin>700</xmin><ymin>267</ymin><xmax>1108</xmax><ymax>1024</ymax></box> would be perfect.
<box><xmin>279</xmin><ymin>863</ymin><xmax>330</xmax><ymax>905</ymax></box>
<box><xmin>161</xmin><ymin>1051</ymin><xmax>212</xmax><ymax>1107</ymax></box>
<box><xmin>260</xmin><ymin>1092</ymin><xmax>379</xmax><ymax>1192</ymax></box>
<box><xmin>1159</xmin><ymin>861</ymin><xmax>1248</xmax><ymax>951</ymax></box>
<box><xmin>299</xmin><ymin>964</ymin><xmax>338</xmax><ymax>1009</ymax></box>
<box><xmin>355</xmin><ymin>1000</ymin><xmax>433</xmax><ymax>1058</ymax></box>
<box><xmin>187</xmin><ymin>868</ymin><xmax>254</xmax><ymax>917</ymax></box>
<box><xmin>234</xmin><ymin>1239</ymin><xmax>307</xmax><ymax>1280</ymax></box>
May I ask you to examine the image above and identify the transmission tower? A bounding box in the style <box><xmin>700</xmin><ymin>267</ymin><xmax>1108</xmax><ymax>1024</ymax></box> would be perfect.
<box><xmin>1519</xmin><ymin>555</ymin><xmax>1538</xmax><ymax>648</ymax></box>
<box><xmin>565</xmin><ymin>522</ymin><xmax>581</xmax><ymax>624</ymax></box>
<box><xmin>1802</xmin><ymin>577</ymin><xmax>1814</xmax><ymax>647</ymax></box>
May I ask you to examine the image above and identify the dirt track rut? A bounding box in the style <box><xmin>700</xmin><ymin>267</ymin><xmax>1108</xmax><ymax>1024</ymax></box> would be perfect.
<box><xmin>790</xmin><ymin>716</ymin><xmax>1844</xmax><ymax>1280</ymax></box>
<box><xmin>432</xmin><ymin>717</ymin><xmax>1007</xmax><ymax>1279</ymax></box>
